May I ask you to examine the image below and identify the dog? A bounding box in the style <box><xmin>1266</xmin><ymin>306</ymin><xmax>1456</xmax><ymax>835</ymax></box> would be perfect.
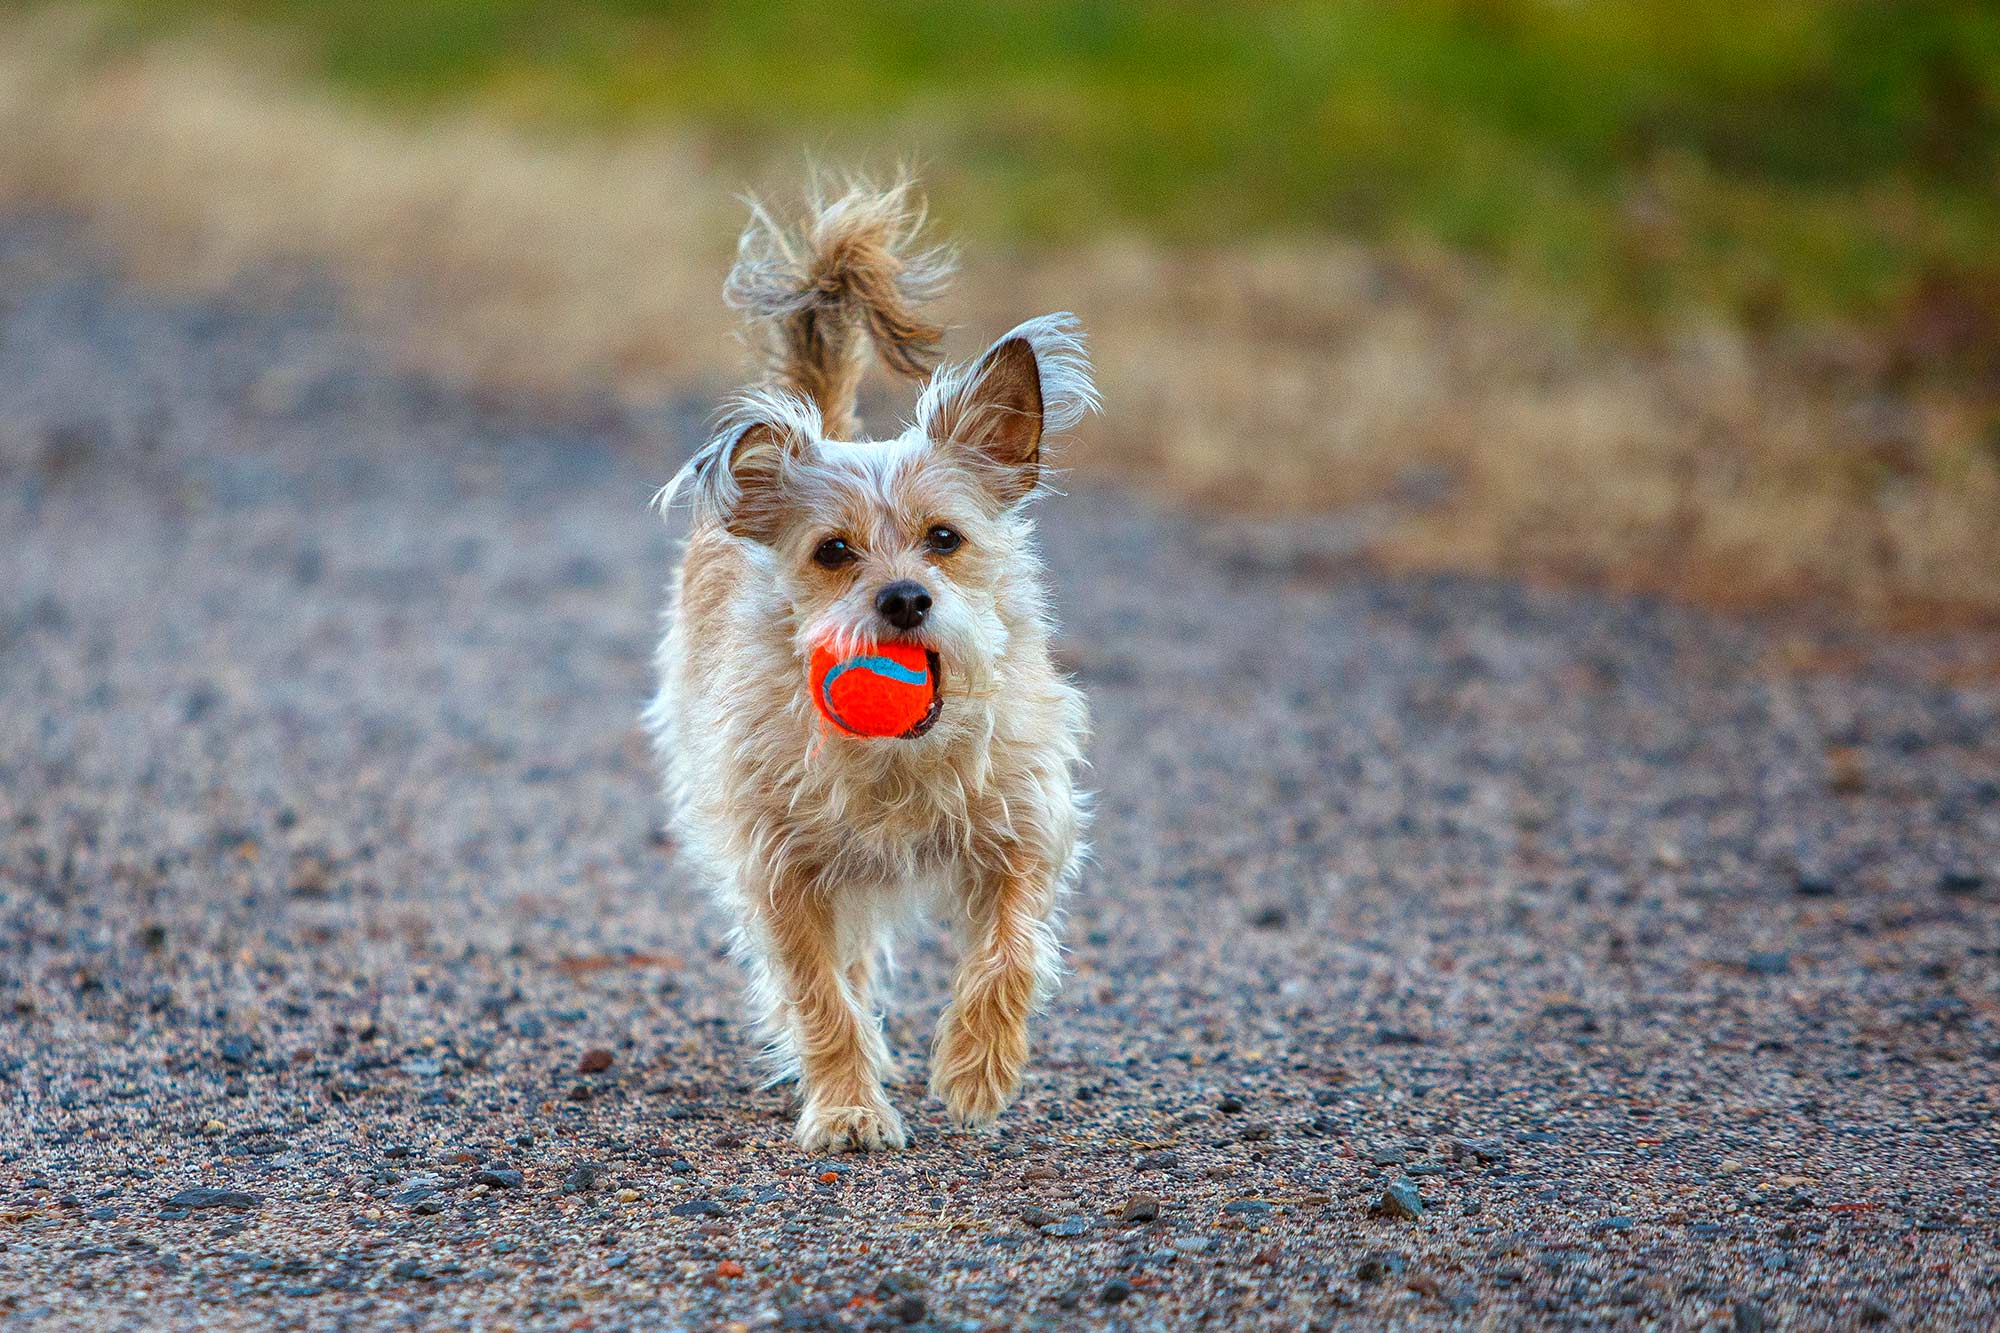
<box><xmin>646</xmin><ymin>178</ymin><xmax>1095</xmax><ymax>1151</ymax></box>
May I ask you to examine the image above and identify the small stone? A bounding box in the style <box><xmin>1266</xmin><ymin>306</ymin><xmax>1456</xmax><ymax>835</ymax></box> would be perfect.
<box><xmin>1793</xmin><ymin>874</ymin><xmax>1836</xmax><ymax>898</ymax></box>
<box><xmin>1355</xmin><ymin>1252</ymin><xmax>1407</xmax><ymax>1283</ymax></box>
<box><xmin>1217</xmin><ymin>1095</ymin><xmax>1245</xmax><ymax>1114</ymax></box>
<box><xmin>616</xmin><ymin>1188</ymin><xmax>640</xmax><ymax>1203</ymax></box>
<box><xmin>715</xmin><ymin>1259</ymin><xmax>744</xmax><ymax>1278</ymax></box>
<box><xmin>388</xmin><ymin>1258</ymin><xmax>429</xmax><ymax>1281</ymax></box>
<box><xmin>566</xmin><ymin>1083</ymin><xmax>592</xmax><ymax>1102</ymax></box>
<box><xmin>1100</xmin><ymin>1278</ymin><xmax>1133</xmax><ymax>1305</ymax></box>
<box><xmin>1119</xmin><ymin>1192</ymin><xmax>1160</xmax><ymax>1225</ymax></box>
<box><xmin>200</xmin><ymin>1119</ymin><xmax>226</xmax><ymax>1136</ymax></box>
<box><xmin>1744</xmin><ymin>951</ymin><xmax>1791</xmax><ymax>977</ymax></box>
<box><xmin>562</xmin><ymin>1163</ymin><xmax>604</xmax><ymax>1193</ymax></box>
<box><xmin>1733</xmin><ymin>1300</ymin><xmax>1766</xmax><ymax>1333</ymax></box>
<box><xmin>577</xmin><ymin>1048</ymin><xmax>614</xmax><ymax>1074</ymax></box>
<box><xmin>1369</xmin><ymin>1145</ymin><xmax>1408</xmax><ymax>1166</ymax></box>
<box><xmin>411</xmin><ymin>1198</ymin><xmax>443</xmax><ymax>1215</ymax></box>
<box><xmin>1596</xmin><ymin>1215</ymin><xmax>1634</xmax><ymax>1232</ymax></box>
<box><xmin>1376</xmin><ymin>1178</ymin><xmax>1424</xmax><ymax>1221</ymax></box>
<box><xmin>1135</xmin><ymin>1151</ymin><xmax>1179</xmax><ymax>1172</ymax></box>
<box><xmin>1451</xmin><ymin>1137</ymin><xmax>1508</xmax><ymax>1166</ymax></box>
<box><xmin>1040</xmin><ymin>1215</ymin><xmax>1092</xmax><ymax>1237</ymax></box>
<box><xmin>1221</xmin><ymin>1199</ymin><xmax>1272</xmax><ymax>1215</ymax></box>
<box><xmin>1248</xmin><ymin>905</ymin><xmax>1287</xmax><ymax>930</ymax></box>
<box><xmin>892</xmin><ymin>1293</ymin><xmax>926</xmax><ymax>1323</ymax></box>
<box><xmin>474</xmin><ymin>1169</ymin><xmax>522</xmax><ymax>1190</ymax></box>
<box><xmin>1858</xmin><ymin>1299</ymin><xmax>1892</xmax><ymax>1325</ymax></box>
<box><xmin>161</xmin><ymin>1188</ymin><xmax>261</xmax><ymax>1211</ymax></box>
<box><xmin>1939</xmin><ymin>871</ymin><xmax>1985</xmax><ymax>895</ymax></box>
<box><xmin>671</xmin><ymin>1199</ymin><xmax>724</xmax><ymax>1217</ymax></box>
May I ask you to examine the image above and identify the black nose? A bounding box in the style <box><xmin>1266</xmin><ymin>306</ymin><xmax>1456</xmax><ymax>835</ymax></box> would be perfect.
<box><xmin>874</xmin><ymin>579</ymin><xmax>932</xmax><ymax>631</ymax></box>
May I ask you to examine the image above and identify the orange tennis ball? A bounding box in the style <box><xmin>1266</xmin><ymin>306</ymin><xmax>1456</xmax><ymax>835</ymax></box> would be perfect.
<box><xmin>808</xmin><ymin>639</ymin><xmax>941</xmax><ymax>738</ymax></box>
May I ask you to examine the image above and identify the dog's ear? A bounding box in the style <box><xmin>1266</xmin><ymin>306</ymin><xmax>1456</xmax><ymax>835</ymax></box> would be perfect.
<box><xmin>918</xmin><ymin>314</ymin><xmax>1097</xmax><ymax>508</ymax></box>
<box><xmin>657</xmin><ymin>391</ymin><xmax>820</xmax><ymax>544</ymax></box>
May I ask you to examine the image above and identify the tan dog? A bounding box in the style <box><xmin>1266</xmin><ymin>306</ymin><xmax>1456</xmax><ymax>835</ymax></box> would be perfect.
<box><xmin>647</xmin><ymin>179</ymin><xmax>1095</xmax><ymax>1151</ymax></box>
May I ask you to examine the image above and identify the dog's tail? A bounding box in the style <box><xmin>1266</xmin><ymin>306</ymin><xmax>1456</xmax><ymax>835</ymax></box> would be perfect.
<box><xmin>724</xmin><ymin>175</ymin><xmax>955</xmax><ymax>438</ymax></box>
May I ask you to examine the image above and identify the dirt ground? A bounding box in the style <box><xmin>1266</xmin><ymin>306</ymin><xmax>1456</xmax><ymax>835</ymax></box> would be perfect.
<box><xmin>2</xmin><ymin>218</ymin><xmax>1998</xmax><ymax>1330</ymax></box>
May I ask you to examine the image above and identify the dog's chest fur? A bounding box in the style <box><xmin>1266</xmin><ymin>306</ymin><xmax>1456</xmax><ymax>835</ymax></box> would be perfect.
<box><xmin>654</xmin><ymin>532</ymin><xmax>1084</xmax><ymax>895</ymax></box>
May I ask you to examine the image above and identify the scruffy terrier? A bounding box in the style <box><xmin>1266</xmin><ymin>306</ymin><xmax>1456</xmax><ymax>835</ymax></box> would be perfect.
<box><xmin>646</xmin><ymin>179</ymin><xmax>1095</xmax><ymax>1152</ymax></box>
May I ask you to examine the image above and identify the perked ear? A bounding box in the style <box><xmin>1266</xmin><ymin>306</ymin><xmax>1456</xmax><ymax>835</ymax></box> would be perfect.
<box><xmin>917</xmin><ymin>314</ymin><xmax>1098</xmax><ymax>507</ymax></box>
<box><xmin>655</xmin><ymin>390</ymin><xmax>822</xmax><ymax>544</ymax></box>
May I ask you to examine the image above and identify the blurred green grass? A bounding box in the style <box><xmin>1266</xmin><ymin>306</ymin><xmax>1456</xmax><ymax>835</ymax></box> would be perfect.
<box><xmin>83</xmin><ymin>0</ymin><xmax>2000</xmax><ymax>330</ymax></box>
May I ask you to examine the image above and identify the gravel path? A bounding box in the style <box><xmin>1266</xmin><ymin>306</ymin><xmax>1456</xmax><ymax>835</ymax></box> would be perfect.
<box><xmin>2</xmin><ymin>217</ymin><xmax>1997</xmax><ymax>1331</ymax></box>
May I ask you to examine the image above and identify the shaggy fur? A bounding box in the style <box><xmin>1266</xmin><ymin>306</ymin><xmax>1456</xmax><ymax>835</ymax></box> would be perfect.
<box><xmin>648</xmin><ymin>178</ymin><xmax>1096</xmax><ymax>1152</ymax></box>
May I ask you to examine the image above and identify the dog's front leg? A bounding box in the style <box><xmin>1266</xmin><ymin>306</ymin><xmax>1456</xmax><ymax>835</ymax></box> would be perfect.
<box><xmin>764</xmin><ymin>881</ymin><xmax>905</xmax><ymax>1152</ymax></box>
<box><xmin>931</xmin><ymin>854</ymin><xmax>1059</xmax><ymax>1130</ymax></box>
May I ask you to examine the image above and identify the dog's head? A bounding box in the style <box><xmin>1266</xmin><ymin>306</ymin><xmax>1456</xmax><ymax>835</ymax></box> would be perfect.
<box><xmin>665</xmin><ymin>315</ymin><xmax>1095</xmax><ymax>715</ymax></box>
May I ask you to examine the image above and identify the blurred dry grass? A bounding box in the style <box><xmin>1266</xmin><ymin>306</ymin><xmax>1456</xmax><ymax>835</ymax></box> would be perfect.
<box><xmin>3</xmin><ymin>12</ymin><xmax>1996</xmax><ymax>623</ymax></box>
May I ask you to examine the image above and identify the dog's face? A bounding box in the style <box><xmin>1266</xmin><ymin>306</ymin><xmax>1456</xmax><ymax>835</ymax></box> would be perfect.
<box><xmin>765</xmin><ymin>437</ymin><xmax>1020</xmax><ymax>691</ymax></box>
<box><xmin>672</xmin><ymin>317</ymin><xmax>1096</xmax><ymax>710</ymax></box>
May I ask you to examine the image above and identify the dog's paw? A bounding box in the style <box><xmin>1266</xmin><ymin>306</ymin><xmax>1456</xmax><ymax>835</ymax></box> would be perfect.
<box><xmin>795</xmin><ymin>1100</ymin><xmax>907</xmax><ymax>1153</ymax></box>
<box><xmin>930</xmin><ymin>1012</ymin><xmax>1026</xmax><ymax>1130</ymax></box>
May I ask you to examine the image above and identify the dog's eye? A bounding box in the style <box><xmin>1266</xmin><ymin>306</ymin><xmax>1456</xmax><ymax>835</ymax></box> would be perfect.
<box><xmin>812</xmin><ymin>537</ymin><xmax>856</xmax><ymax>568</ymax></box>
<box><xmin>925</xmin><ymin>525</ymin><xmax>963</xmax><ymax>555</ymax></box>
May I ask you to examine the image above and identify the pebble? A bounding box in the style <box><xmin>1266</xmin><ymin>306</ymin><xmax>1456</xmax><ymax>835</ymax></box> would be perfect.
<box><xmin>161</xmin><ymin>1188</ymin><xmax>261</xmax><ymax>1211</ymax></box>
<box><xmin>1119</xmin><ymin>1192</ymin><xmax>1160</xmax><ymax>1225</ymax></box>
<box><xmin>474</xmin><ymin>1169</ymin><xmax>522</xmax><ymax>1190</ymax></box>
<box><xmin>562</xmin><ymin>1164</ymin><xmax>604</xmax><ymax>1194</ymax></box>
<box><xmin>671</xmin><ymin>1199</ymin><xmax>724</xmax><ymax>1217</ymax></box>
<box><xmin>1376</xmin><ymin>1179</ymin><xmax>1424</xmax><ymax>1221</ymax></box>
<box><xmin>1355</xmin><ymin>1253</ymin><xmax>1407</xmax><ymax>1282</ymax></box>
<box><xmin>1452</xmin><ymin>1136</ymin><xmax>1509</xmax><ymax>1166</ymax></box>
<box><xmin>1039</xmin><ymin>1215</ymin><xmax>1092</xmax><ymax>1237</ymax></box>
<box><xmin>1100</xmin><ymin>1278</ymin><xmax>1133</xmax><ymax>1305</ymax></box>
<box><xmin>577</xmin><ymin>1048</ymin><xmax>614</xmax><ymax>1074</ymax></box>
